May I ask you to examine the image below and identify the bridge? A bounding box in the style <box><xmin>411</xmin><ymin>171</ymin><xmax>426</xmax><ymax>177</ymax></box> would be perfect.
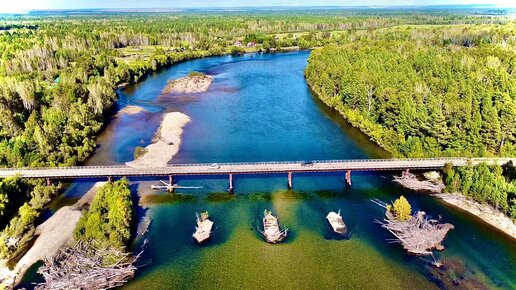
<box><xmin>0</xmin><ymin>158</ymin><xmax>514</xmax><ymax>192</ymax></box>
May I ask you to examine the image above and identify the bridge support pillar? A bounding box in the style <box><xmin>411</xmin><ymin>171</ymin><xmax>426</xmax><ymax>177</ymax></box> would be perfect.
<box><xmin>288</xmin><ymin>172</ymin><xmax>293</xmax><ymax>190</ymax></box>
<box><xmin>403</xmin><ymin>169</ymin><xmax>410</xmax><ymax>176</ymax></box>
<box><xmin>46</xmin><ymin>178</ymin><xmax>52</xmax><ymax>186</ymax></box>
<box><xmin>108</xmin><ymin>176</ymin><xmax>113</xmax><ymax>183</ymax></box>
<box><xmin>168</xmin><ymin>175</ymin><xmax>174</xmax><ymax>185</ymax></box>
<box><xmin>345</xmin><ymin>170</ymin><xmax>352</xmax><ymax>187</ymax></box>
<box><xmin>228</xmin><ymin>174</ymin><xmax>234</xmax><ymax>193</ymax></box>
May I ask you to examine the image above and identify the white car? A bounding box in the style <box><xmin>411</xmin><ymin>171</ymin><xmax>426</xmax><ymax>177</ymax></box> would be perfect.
<box><xmin>209</xmin><ymin>163</ymin><xmax>220</xmax><ymax>169</ymax></box>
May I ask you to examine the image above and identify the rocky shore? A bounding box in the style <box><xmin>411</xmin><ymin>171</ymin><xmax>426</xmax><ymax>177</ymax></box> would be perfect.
<box><xmin>394</xmin><ymin>172</ymin><xmax>516</xmax><ymax>239</ymax></box>
<box><xmin>162</xmin><ymin>72</ymin><xmax>213</xmax><ymax>94</ymax></box>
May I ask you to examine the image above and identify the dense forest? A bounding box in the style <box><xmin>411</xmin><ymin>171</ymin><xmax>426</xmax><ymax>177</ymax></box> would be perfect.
<box><xmin>443</xmin><ymin>162</ymin><xmax>516</xmax><ymax>219</ymax></box>
<box><xmin>74</xmin><ymin>179</ymin><xmax>133</xmax><ymax>249</ymax></box>
<box><xmin>305</xmin><ymin>23</ymin><xmax>516</xmax><ymax>158</ymax></box>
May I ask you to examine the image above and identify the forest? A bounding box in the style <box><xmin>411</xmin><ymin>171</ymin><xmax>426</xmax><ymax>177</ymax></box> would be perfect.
<box><xmin>443</xmin><ymin>162</ymin><xmax>516</xmax><ymax>219</ymax></box>
<box><xmin>305</xmin><ymin>23</ymin><xmax>516</xmax><ymax>157</ymax></box>
<box><xmin>74</xmin><ymin>178</ymin><xmax>133</xmax><ymax>250</ymax></box>
<box><xmin>0</xmin><ymin>8</ymin><xmax>515</xmax><ymax>267</ymax></box>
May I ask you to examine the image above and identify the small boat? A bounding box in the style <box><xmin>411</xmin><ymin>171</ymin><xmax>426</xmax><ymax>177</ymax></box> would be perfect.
<box><xmin>193</xmin><ymin>212</ymin><xmax>214</xmax><ymax>243</ymax></box>
<box><xmin>261</xmin><ymin>210</ymin><xmax>288</xmax><ymax>243</ymax></box>
<box><xmin>326</xmin><ymin>210</ymin><xmax>347</xmax><ymax>235</ymax></box>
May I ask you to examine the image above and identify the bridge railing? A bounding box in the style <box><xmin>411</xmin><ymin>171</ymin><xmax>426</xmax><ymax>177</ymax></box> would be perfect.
<box><xmin>166</xmin><ymin>157</ymin><xmax>468</xmax><ymax>167</ymax></box>
<box><xmin>0</xmin><ymin>157</ymin><xmax>512</xmax><ymax>171</ymax></box>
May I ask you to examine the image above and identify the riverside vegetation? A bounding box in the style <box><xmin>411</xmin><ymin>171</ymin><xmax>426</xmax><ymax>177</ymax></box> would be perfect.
<box><xmin>36</xmin><ymin>178</ymin><xmax>135</xmax><ymax>289</ymax></box>
<box><xmin>0</xmin><ymin>8</ymin><xmax>515</xmax><ymax>286</ymax></box>
<box><xmin>443</xmin><ymin>162</ymin><xmax>516</xmax><ymax>219</ymax></box>
<box><xmin>305</xmin><ymin>21</ymin><xmax>516</xmax><ymax>221</ymax></box>
<box><xmin>305</xmin><ymin>23</ymin><xmax>516</xmax><ymax>158</ymax></box>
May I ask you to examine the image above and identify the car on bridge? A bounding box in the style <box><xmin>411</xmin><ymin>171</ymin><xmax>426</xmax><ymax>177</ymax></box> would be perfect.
<box><xmin>209</xmin><ymin>163</ymin><xmax>220</xmax><ymax>169</ymax></box>
<box><xmin>300</xmin><ymin>161</ymin><xmax>314</xmax><ymax>166</ymax></box>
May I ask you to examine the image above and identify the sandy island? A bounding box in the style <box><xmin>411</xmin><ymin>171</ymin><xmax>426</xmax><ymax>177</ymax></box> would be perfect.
<box><xmin>394</xmin><ymin>173</ymin><xmax>516</xmax><ymax>239</ymax></box>
<box><xmin>0</xmin><ymin>182</ymin><xmax>106</xmax><ymax>288</ymax></box>
<box><xmin>162</xmin><ymin>73</ymin><xmax>213</xmax><ymax>94</ymax></box>
<box><xmin>126</xmin><ymin>112</ymin><xmax>190</xmax><ymax>168</ymax></box>
<box><xmin>116</xmin><ymin>105</ymin><xmax>147</xmax><ymax>117</ymax></box>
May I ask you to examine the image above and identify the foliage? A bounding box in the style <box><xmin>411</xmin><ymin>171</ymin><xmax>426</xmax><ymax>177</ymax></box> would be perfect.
<box><xmin>305</xmin><ymin>23</ymin><xmax>516</xmax><ymax>158</ymax></box>
<box><xmin>0</xmin><ymin>176</ymin><xmax>30</xmax><ymax>220</ymax></box>
<box><xmin>0</xmin><ymin>182</ymin><xmax>59</xmax><ymax>260</ymax></box>
<box><xmin>388</xmin><ymin>195</ymin><xmax>412</xmax><ymax>222</ymax></box>
<box><xmin>133</xmin><ymin>146</ymin><xmax>148</xmax><ymax>159</ymax></box>
<box><xmin>443</xmin><ymin>162</ymin><xmax>516</xmax><ymax>219</ymax></box>
<box><xmin>74</xmin><ymin>179</ymin><xmax>133</xmax><ymax>250</ymax></box>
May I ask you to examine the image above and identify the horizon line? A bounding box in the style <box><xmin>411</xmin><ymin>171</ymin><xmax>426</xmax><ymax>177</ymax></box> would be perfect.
<box><xmin>2</xmin><ymin>4</ymin><xmax>515</xmax><ymax>15</ymax></box>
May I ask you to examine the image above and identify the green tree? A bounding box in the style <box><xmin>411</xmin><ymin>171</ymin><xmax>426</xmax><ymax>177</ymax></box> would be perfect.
<box><xmin>390</xmin><ymin>195</ymin><xmax>412</xmax><ymax>222</ymax></box>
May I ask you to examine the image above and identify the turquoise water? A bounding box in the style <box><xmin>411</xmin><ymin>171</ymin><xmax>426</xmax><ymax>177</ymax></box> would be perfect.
<box><xmin>21</xmin><ymin>51</ymin><xmax>516</xmax><ymax>289</ymax></box>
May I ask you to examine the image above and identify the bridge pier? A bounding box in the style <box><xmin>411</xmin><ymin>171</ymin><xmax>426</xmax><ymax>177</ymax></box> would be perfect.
<box><xmin>108</xmin><ymin>176</ymin><xmax>113</xmax><ymax>183</ymax></box>
<box><xmin>228</xmin><ymin>174</ymin><xmax>234</xmax><ymax>193</ymax></box>
<box><xmin>46</xmin><ymin>178</ymin><xmax>52</xmax><ymax>186</ymax></box>
<box><xmin>403</xmin><ymin>169</ymin><xmax>410</xmax><ymax>176</ymax></box>
<box><xmin>168</xmin><ymin>175</ymin><xmax>174</xmax><ymax>185</ymax></box>
<box><xmin>288</xmin><ymin>172</ymin><xmax>293</xmax><ymax>189</ymax></box>
<box><xmin>345</xmin><ymin>170</ymin><xmax>351</xmax><ymax>187</ymax></box>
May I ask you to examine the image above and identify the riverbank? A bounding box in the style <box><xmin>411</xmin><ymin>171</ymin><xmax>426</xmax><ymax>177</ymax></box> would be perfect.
<box><xmin>434</xmin><ymin>193</ymin><xmax>516</xmax><ymax>239</ymax></box>
<box><xmin>0</xmin><ymin>182</ymin><xmax>106</xmax><ymax>288</ymax></box>
<box><xmin>126</xmin><ymin>112</ymin><xmax>190</xmax><ymax>168</ymax></box>
<box><xmin>394</xmin><ymin>173</ymin><xmax>516</xmax><ymax>239</ymax></box>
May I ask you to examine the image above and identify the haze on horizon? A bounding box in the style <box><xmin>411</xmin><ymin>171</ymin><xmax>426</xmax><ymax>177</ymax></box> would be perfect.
<box><xmin>0</xmin><ymin>0</ymin><xmax>515</xmax><ymax>13</ymax></box>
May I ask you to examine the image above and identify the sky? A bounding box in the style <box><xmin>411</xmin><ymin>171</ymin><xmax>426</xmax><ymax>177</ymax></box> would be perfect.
<box><xmin>0</xmin><ymin>0</ymin><xmax>514</xmax><ymax>13</ymax></box>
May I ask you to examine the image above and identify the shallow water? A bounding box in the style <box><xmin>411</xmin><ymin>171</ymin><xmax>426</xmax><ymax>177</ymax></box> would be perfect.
<box><xmin>21</xmin><ymin>51</ymin><xmax>515</xmax><ymax>289</ymax></box>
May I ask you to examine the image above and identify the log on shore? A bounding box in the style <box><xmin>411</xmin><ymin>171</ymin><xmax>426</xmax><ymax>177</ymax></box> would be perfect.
<box><xmin>393</xmin><ymin>172</ymin><xmax>445</xmax><ymax>194</ymax></box>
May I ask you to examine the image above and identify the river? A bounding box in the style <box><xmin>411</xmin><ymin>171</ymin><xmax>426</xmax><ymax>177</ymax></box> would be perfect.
<box><xmin>21</xmin><ymin>51</ymin><xmax>515</xmax><ymax>289</ymax></box>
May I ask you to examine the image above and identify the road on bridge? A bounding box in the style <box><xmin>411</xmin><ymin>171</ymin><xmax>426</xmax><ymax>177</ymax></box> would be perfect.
<box><xmin>0</xmin><ymin>158</ymin><xmax>513</xmax><ymax>179</ymax></box>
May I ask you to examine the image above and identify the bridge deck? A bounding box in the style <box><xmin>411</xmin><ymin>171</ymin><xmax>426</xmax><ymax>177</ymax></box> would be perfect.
<box><xmin>0</xmin><ymin>158</ymin><xmax>513</xmax><ymax>179</ymax></box>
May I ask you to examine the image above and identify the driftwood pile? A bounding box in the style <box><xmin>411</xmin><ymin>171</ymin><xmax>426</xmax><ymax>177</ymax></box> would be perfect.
<box><xmin>35</xmin><ymin>241</ymin><xmax>141</xmax><ymax>290</ymax></box>
<box><xmin>372</xmin><ymin>199</ymin><xmax>454</xmax><ymax>255</ymax></box>
<box><xmin>393</xmin><ymin>172</ymin><xmax>445</xmax><ymax>193</ymax></box>
<box><xmin>376</xmin><ymin>209</ymin><xmax>454</xmax><ymax>255</ymax></box>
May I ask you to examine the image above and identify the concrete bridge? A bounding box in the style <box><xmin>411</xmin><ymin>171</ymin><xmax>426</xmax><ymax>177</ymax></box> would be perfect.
<box><xmin>0</xmin><ymin>158</ymin><xmax>513</xmax><ymax>192</ymax></box>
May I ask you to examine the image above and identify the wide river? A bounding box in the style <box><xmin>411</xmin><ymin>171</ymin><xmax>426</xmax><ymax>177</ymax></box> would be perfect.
<box><xmin>23</xmin><ymin>51</ymin><xmax>515</xmax><ymax>289</ymax></box>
